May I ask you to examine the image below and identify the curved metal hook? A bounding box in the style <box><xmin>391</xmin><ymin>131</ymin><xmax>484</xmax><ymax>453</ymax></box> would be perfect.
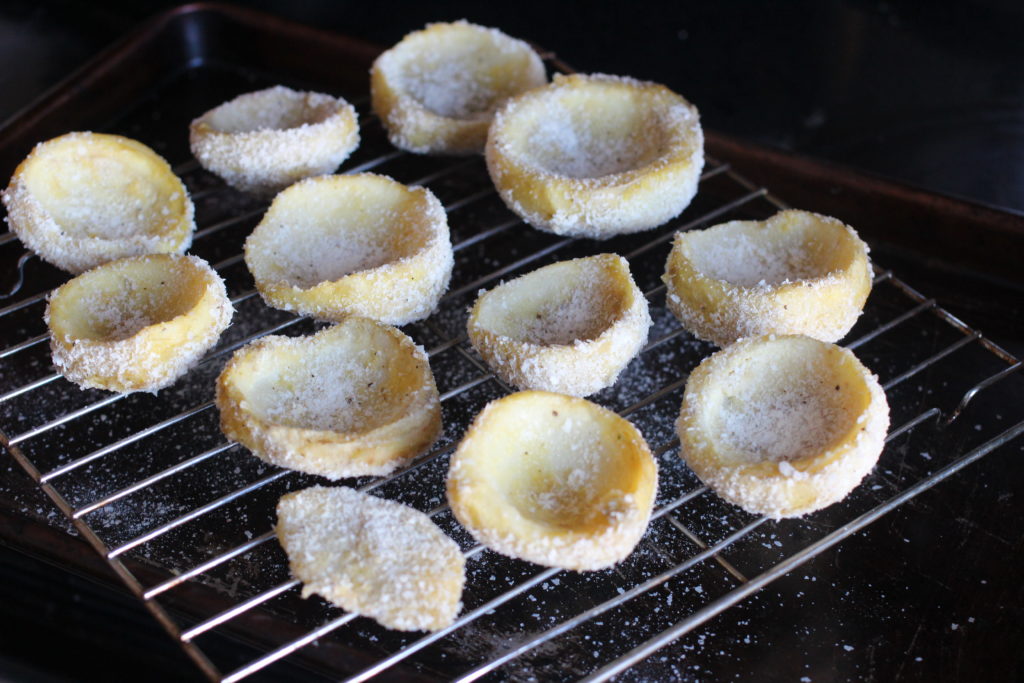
<box><xmin>1</xmin><ymin>251</ymin><xmax>34</xmax><ymax>299</ymax></box>
<box><xmin>945</xmin><ymin>361</ymin><xmax>1023</xmax><ymax>426</ymax></box>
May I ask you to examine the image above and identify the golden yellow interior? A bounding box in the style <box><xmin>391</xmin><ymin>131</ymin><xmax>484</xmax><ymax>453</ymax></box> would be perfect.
<box><xmin>22</xmin><ymin>134</ymin><xmax>185</xmax><ymax>241</ymax></box>
<box><xmin>396</xmin><ymin>24</ymin><xmax>541</xmax><ymax>119</ymax></box>
<box><xmin>472</xmin><ymin>393</ymin><xmax>644</xmax><ymax>531</ymax></box>
<box><xmin>230</xmin><ymin>321</ymin><xmax>420</xmax><ymax>433</ymax></box>
<box><xmin>699</xmin><ymin>337</ymin><xmax>871</xmax><ymax>466</ymax></box>
<box><xmin>474</xmin><ymin>257</ymin><xmax>630</xmax><ymax>345</ymax></box>
<box><xmin>49</xmin><ymin>255</ymin><xmax>205</xmax><ymax>342</ymax></box>
<box><xmin>203</xmin><ymin>88</ymin><xmax>338</xmax><ymax>133</ymax></box>
<box><xmin>506</xmin><ymin>82</ymin><xmax>668</xmax><ymax>178</ymax></box>
<box><xmin>249</xmin><ymin>175</ymin><xmax>431</xmax><ymax>289</ymax></box>
<box><xmin>684</xmin><ymin>213</ymin><xmax>858</xmax><ymax>287</ymax></box>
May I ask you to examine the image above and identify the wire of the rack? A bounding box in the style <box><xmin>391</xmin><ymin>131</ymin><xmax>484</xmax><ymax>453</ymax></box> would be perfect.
<box><xmin>180</xmin><ymin>576</ymin><xmax>298</xmax><ymax>641</ymax></box>
<box><xmin>3</xmin><ymin>141</ymin><xmax>1023</xmax><ymax>683</ymax></box>
<box><xmin>0</xmin><ymin>251</ymin><xmax>31</xmax><ymax>297</ymax></box>
<box><xmin>73</xmin><ymin>442</ymin><xmax>239</xmax><ymax>518</ymax></box>
<box><xmin>882</xmin><ymin>332</ymin><xmax>981</xmax><ymax>390</ymax></box>
<box><xmin>0</xmin><ymin>409</ymin><xmax>226</xmax><ymax>682</ymax></box>
<box><xmin>884</xmin><ymin>270</ymin><xmax>1019</xmax><ymax>365</ymax></box>
<box><xmin>946</xmin><ymin>361</ymin><xmax>1022</xmax><ymax>424</ymax></box>
<box><xmin>0</xmin><ymin>289</ymin><xmax>47</xmax><ymax>317</ymax></box>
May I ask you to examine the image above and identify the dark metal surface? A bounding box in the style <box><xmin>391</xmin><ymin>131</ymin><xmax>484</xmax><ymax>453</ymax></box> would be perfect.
<box><xmin>2</xmin><ymin>3</ymin><xmax>1024</xmax><ymax>682</ymax></box>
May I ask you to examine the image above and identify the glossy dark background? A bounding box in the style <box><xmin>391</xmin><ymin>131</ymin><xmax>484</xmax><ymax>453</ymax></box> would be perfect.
<box><xmin>0</xmin><ymin>1</ymin><xmax>1022</xmax><ymax>681</ymax></box>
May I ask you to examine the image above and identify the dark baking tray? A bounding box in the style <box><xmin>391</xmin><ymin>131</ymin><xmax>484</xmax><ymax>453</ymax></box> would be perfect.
<box><xmin>2</xmin><ymin>4</ymin><xmax>1023</xmax><ymax>682</ymax></box>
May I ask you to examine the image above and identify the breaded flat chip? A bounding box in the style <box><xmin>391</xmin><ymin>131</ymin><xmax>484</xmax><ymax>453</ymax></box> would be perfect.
<box><xmin>276</xmin><ymin>486</ymin><xmax>465</xmax><ymax>632</ymax></box>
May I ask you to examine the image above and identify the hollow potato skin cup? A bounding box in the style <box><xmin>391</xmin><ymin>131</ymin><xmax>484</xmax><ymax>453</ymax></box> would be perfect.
<box><xmin>46</xmin><ymin>253</ymin><xmax>232</xmax><ymax>393</ymax></box>
<box><xmin>467</xmin><ymin>254</ymin><xmax>651</xmax><ymax>397</ymax></box>
<box><xmin>245</xmin><ymin>173</ymin><xmax>453</xmax><ymax>326</ymax></box>
<box><xmin>485</xmin><ymin>73</ymin><xmax>704</xmax><ymax>238</ymax></box>
<box><xmin>663</xmin><ymin>210</ymin><xmax>872</xmax><ymax>347</ymax></box>
<box><xmin>189</xmin><ymin>85</ymin><xmax>360</xmax><ymax>196</ymax></box>
<box><xmin>217</xmin><ymin>318</ymin><xmax>442</xmax><ymax>479</ymax></box>
<box><xmin>677</xmin><ymin>335</ymin><xmax>889</xmax><ymax>519</ymax></box>
<box><xmin>447</xmin><ymin>391</ymin><xmax>657</xmax><ymax>571</ymax></box>
<box><xmin>3</xmin><ymin>132</ymin><xmax>194</xmax><ymax>273</ymax></box>
<box><xmin>371</xmin><ymin>21</ymin><xmax>546</xmax><ymax>155</ymax></box>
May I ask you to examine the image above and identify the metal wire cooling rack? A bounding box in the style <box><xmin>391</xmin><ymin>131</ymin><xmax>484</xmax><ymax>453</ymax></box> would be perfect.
<box><xmin>2</xmin><ymin>60</ymin><xmax>1024</xmax><ymax>682</ymax></box>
